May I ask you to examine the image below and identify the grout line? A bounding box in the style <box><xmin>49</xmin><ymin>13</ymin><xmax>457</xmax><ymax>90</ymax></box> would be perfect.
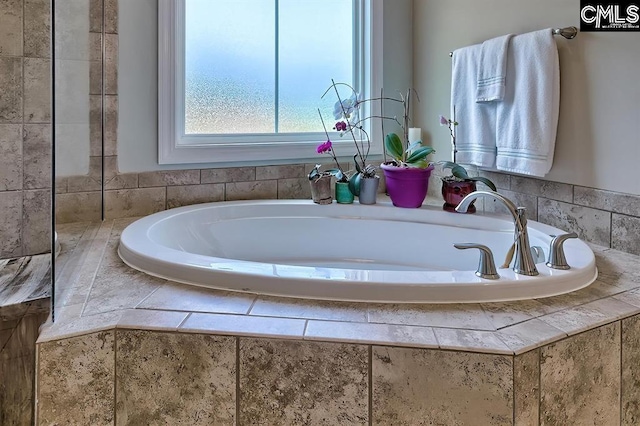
<box><xmin>512</xmin><ymin>352</ymin><xmax>516</xmax><ymax>425</ymax></box>
<box><xmin>620</xmin><ymin>319</ymin><xmax>623</xmax><ymax>424</ymax></box>
<box><xmin>538</xmin><ymin>347</ymin><xmax>542</xmax><ymax>425</ymax></box>
<box><xmin>236</xmin><ymin>337</ymin><xmax>240</xmax><ymax>424</ymax></box>
<box><xmin>368</xmin><ymin>345</ymin><xmax>373</xmax><ymax>426</ymax></box>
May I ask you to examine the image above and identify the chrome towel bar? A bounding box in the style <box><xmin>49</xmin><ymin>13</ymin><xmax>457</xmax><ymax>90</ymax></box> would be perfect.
<box><xmin>448</xmin><ymin>26</ymin><xmax>578</xmax><ymax>57</ymax></box>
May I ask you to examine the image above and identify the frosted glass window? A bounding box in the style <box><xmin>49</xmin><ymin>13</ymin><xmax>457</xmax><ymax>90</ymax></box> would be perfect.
<box><xmin>278</xmin><ymin>0</ymin><xmax>354</xmax><ymax>133</ymax></box>
<box><xmin>185</xmin><ymin>0</ymin><xmax>276</xmax><ymax>134</ymax></box>
<box><xmin>184</xmin><ymin>0</ymin><xmax>355</xmax><ymax>135</ymax></box>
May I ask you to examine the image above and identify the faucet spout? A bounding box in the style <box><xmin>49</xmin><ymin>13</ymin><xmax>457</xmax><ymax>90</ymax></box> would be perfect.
<box><xmin>455</xmin><ymin>191</ymin><xmax>539</xmax><ymax>276</ymax></box>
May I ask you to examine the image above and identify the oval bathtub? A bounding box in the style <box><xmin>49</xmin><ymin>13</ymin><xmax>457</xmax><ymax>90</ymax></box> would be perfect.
<box><xmin>118</xmin><ymin>200</ymin><xmax>597</xmax><ymax>303</ymax></box>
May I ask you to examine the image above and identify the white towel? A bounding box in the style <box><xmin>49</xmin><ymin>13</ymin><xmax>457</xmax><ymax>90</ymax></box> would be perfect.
<box><xmin>496</xmin><ymin>29</ymin><xmax>560</xmax><ymax>177</ymax></box>
<box><xmin>451</xmin><ymin>45</ymin><xmax>497</xmax><ymax>168</ymax></box>
<box><xmin>476</xmin><ymin>34</ymin><xmax>514</xmax><ymax>102</ymax></box>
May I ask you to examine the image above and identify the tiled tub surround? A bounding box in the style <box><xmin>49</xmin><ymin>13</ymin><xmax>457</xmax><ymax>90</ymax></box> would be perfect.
<box><xmin>58</xmin><ymin>161</ymin><xmax>640</xmax><ymax>258</ymax></box>
<box><xmin>0</xmin><ymin>0</ymin><xmax>52</xmax><ymax>258</ymax></box>
<box><xmin>37</xmin><ymin>217</ymin><xmax>640</xmax><ymax>424</ymax></box>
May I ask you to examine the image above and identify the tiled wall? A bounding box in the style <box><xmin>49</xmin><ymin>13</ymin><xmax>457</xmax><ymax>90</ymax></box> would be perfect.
<box><xmin>0</xmin><ymin>0</ymin><xmax>52</xmax><ymax>258</ymax></box>
<box><xmin>1</xmin><ymin>299</ymin><xmax>49</xmax><ymax>425</ymax></box>
<box><xmin>35</xmin><ymin>317</ymin><xmax>636</xmax><ymax>425</ymax></box>
<box><xmin>55</xmin><ymin>0</ymin><xmax>639</xmax><ymax>258</ymax></box>
<box><xmin>475</xmin><ymin>170</ymin><xmax>640</xmax><ymax>256</ymax></box>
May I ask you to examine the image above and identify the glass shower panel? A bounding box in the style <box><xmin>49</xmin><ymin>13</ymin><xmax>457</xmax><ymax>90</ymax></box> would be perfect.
<box><xmin>53</xmin><ymin>0</ymin><xmax>103</xmax><ymax>320</ymax></box>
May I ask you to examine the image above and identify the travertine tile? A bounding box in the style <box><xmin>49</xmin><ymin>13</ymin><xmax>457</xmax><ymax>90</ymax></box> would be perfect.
<box><xmin>539</xmin><ymin>296</ymin><xmax>638</xmax><ymax>335</ymax></box>
<box><xmin>138</xmin><ymin>169</ymin><xmax>200</xmax><ymax>187</ymax></box>
<box><xmin>485</xmin><ymin>189</ymin><xmax>538</xmax><ymax>219</ymax></box>
<box><xmin>89</xmin><ymin>0</ymin><xmax>103</xmax><ymax>33</ymax></box>
<box><xmin>537</xmin><ymin>198</ymin><xmax>611</xmax><ymax>247</ymax></box>
<box><xmin>372</xmin><ymin>346</ymin><xmax>513</xmax><ymax>425</ymax></box>
<box><xmin>256</xmin><ymin>164</ymin><xmax>306</xmax><ymax>180</ymax></box>
<box><xmin>56</xmin><ymin>191</ymin><xmax>102</xmax><ymax>223</ymax></box>
<box><xmin>104</xmin><ymin>0</ymin><xmax>118</xmax><ymax>34</ymax></box>
<box><xmin>104</xmin><ymin>187</ymin><xmax>166</xmax><ymax>219</ymax></box>
<box><xmin>38</xmin><ymin>309</ymin><xmax>122</xmax><ymax>343</ymax></box>
<box><xmin>24</xmin><ymin>0</ymin><xmax>51</xmax><ymax>58</ymax></box>
<box><xmin>104</xmin><ymin>95</ymin><xmax>118</xmax><ymax>156</ymax></box>
<box><xmin>574</xmin><ymin>186</ymin><xmax>640</xmax><ymax>217</ymax></box>
<box><xmin>612</xmin><ymin>214</ymin><xmax>640</xmax><ymax>256</ymax></box>
<box><xmin>116</xmin><ymin>330</ymin><xmax>235</xmax><ymax>425</ymax></box>
<box><xmin>89</xmin><ymin>94</ymin><xmax>101</xmax><ymax>155</ymax></box>
<box><xmin>497</xmin><ymin>318</ymin><xmax>566</xmax><ymax>355</ymax></box>
<box><xmin>478</xmin><ymin>170</ymin><xmax>511</xmax><ymax>190</ymax></box>
<box><xmin>37</xmin><ymin>331</ymin><xmax>115</xmax><ymax>425</ymax></box>
<box><xmin>83</xmin><ymin>229</ymin><xmax>163</xmax><ymax>315</ymax></box>
<box><xmin>201</xmin><ymin>166</ymin><xmax>255</xmax><ymax>184</ymax></box>
<box><xmin>510</xmin><ymin>176</ymin><xmax>573</xmax><ymax>202</ymax></box>
<box><xmin>305</xmin><ymin>320</ymin><xmax>438</xmax><ymax>348</ymax></box>
<box><xmin>139</xmin><ymin>284</ymin><xmax>255</xmax><ymax>314</ymax></box>
<box><xmin>0</xmin><ymin>352</ymin><xmax>36</xmax><ymax>425</ymax></box>
<box><xmin>0</xmin><ymin>124</ymin><xmax>23</xmax><ymax>191</ymax></box>
<box><xmin>117</xmin><ymin>309</ymin><xmax>188</xmax><ymax>331</ymax></box>
<box><xmin>0</xmin><ymin>57</ymin><xmax>23</xmax><ymax>123</ymax></box>
<box><xmin>90</xmin><ymin>55</ymin><xmax>102</xmax><ymax>95</ymax></box>
<box><xmin>23</xmin><ymin>124</ymin><xmax>52</xmax><ymax>189</ymax></box>
<box><xmin>540</xmin><ymin>322</ymin><xmax>620</xmax><ymax>426</ymax></box>
<box><xmin>622</xmin><ymin>315</ymin><xmax>640</xmax><ymax>425</ymax></box>
<box><xmin>251</xmin><ymin>296</ymin><xmax>367</xmax><ymax>322</ymax></box>
<box><xmin>433</xmin><ymin>327</ymin><xmax>512</xmax><ymax>354</ymax></box>
<box><xmin>0</xmin><ymin>0</ymin><xmax>22</xmax><ymax>56</ymax></box>
<box><xmin>277</xmin><ymin>177</ymin><xmax>312</xmax><ymax>199</ymax></box>
<box><xmin>514</xmin><ymin>349</ymin><xmax>540</xmax><ymax>426</ymax></box>
<box><xmin>103</xmin><ymin>155</ymin><xmax>138</xmax><ymax>190</ymax></box>
<box><xmin>23</xmin><ymin>58</ymin><xmax>51</xmax><ymax>123</ymax></box>
<box><xmin>54</xmin><ymin>176</ymin><xmax>67</xmax><ymax>193</ymax></box>
<box><xmin>166</xmin><ymin>183</ymin><xmax>224</xmax><ymax>208</ymax></box>
<box><xmin>22</xmin><ymin>189</ymin><xmax>51</xmax><ymax>255</ymax></box>
<box><xmin>67</xmin><ymin>174</ymin><xmax>101</xmax><ymax>193</ymax></box>
<box><xmin>0</xmin><ymin>191</ymin><xmax>22</xmax><ymax>258</ymax></box>
<box><xmin>181</xmin><ymin>313</ymin><xmax>306</xmax><ymax>339</ymax></box>
<box><xmin>368</xmin><ymin>303</ymin><xmax>496</xmax><ymax>330</ymax></box>
<box><xmin>482</xmin><ymin>299</ymin><xmax>551</xmax><ymax>329</ymax></box>
<box><xmin>240</xmin><ymin>338</ymin><xmax>368</xmax><ymax>425</ymax></box>
<box><xmin>225</xmin><ymin>180</ymin><xmax>277</xmax><ymax>201</ymax></box>
<box><xmin>104</xmin><ymin>33</ymin><xmax>118</xmax><ymax>94</ymax></box>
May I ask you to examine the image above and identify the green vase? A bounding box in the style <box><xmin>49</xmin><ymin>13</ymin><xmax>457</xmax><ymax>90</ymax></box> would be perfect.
<box><xmin>335</xmin><ymin>181</ymin><xmax>354</xmax><ymax>204</ymax></box>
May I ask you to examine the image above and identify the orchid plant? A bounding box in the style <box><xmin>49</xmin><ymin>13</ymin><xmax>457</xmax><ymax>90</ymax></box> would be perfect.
<box><xmin>383</xmin><ymin>89</ymin><xmax>435</xmax><ymax>169</ymax></box>
<box><xmin>437</xmin><ymin>114</ymin><xmax>496</xmax><ymax>191</ymax></box>
<box><xmin>315</xmin><ymin>81</ymin><xmax>436</xmax><ymax>194</ymax></box>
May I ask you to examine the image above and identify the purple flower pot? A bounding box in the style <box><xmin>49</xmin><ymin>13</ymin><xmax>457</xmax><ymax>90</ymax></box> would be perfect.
<box><xmin>380</xmin><ymin>163</ymin><xmax>435</xmax><ymax>208</ymax></box>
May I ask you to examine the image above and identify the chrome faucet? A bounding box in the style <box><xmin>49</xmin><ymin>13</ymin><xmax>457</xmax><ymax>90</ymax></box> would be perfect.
<box><xmin>455</xmin><ymin>191</ymin><xmax>539</xmax><ymax>276</ymax></box>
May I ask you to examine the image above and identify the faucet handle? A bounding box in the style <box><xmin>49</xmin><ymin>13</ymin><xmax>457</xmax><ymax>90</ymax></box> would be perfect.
<box><xmin>546</xmin><ymin>233</ymin><xmax>578</xmax><ymax>270</ymax></box>
<box><xmin>454</xmin><ymin>243</ymin><xmax>500</xmax><ymax>280</ymax></box>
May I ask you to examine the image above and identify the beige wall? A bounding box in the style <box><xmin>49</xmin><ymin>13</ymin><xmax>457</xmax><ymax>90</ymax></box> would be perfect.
<box><xmin>413</xmin><ymin>0</ymin><xmax>640</xmax><ymax>195</ymax></box>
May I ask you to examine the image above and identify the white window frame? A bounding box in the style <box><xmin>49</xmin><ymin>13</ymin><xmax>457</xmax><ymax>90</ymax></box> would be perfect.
<box><xmin>158</xmin><ymin>0</ymin><xmax>383</xmax><ymax>165</ymax></box>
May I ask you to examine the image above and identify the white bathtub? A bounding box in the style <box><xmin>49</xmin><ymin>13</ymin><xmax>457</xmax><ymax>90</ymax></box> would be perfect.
<box><xmin>118</xmin><ymin>200</ymin><xmax>597</xmax><ymax>303</ymax></box>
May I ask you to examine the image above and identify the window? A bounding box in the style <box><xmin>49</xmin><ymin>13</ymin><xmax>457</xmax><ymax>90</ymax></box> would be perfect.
<box><xmin>158</xmin><ymin>0</ymin><xmax>382</xmax><ymax>165</ymax></box>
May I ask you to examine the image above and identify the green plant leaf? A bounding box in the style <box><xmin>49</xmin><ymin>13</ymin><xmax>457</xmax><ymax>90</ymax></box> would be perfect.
<box><xmin>384</xmin><ymin>133</ymin><xmax>404</xmax><ymax>160</ymax></box>
<box><xmin>409</xmin><ymin>159</ymin><xmax>430</xmax><ymax>168</ymax></box>
<box><xmin>348</xmin><ymin>172</ymin><xmax>361</xmax><ymax>196</ymax></box>
<box><xmin>451</xmin><ymin>164</ymin><xmax>470</xmax><ymax>179</ymax></box>
<box><xmin>406</xmin><ymin>146</ymin><xmax>435</xmax><ymax>164</ymax></box>
<box><xmin>438</xmin><ymin>160</ymin><xmax>458</xmax><ymax>171</ymax></box>
<box><xmin>469</xmin><ymin>176</ymin><xmax>497</xmax><ymax>191</ymax></box>
<box><xmin>405</xmin><ymin>140</ymin><xmax>422</xmax><ymax>153</ymax></box>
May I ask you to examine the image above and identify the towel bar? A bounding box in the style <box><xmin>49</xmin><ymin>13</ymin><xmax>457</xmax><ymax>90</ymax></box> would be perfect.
<box><xmin>448</xmin><ymin>26</ymin><xmax>578</xmax><ymax>57</ymax></box>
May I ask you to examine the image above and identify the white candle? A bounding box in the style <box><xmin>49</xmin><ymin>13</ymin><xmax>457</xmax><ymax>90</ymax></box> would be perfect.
<box><xmin>408</xmin><ymin>127</ymin><xmax>422</xmax><ymax>143</ymax></box>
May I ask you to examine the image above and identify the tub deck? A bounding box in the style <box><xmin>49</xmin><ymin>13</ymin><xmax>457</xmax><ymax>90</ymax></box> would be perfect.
<box><xmin>43</xmin><ymin>215</ymin><xmax>640</xmax><ymax>355</ymax></box>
